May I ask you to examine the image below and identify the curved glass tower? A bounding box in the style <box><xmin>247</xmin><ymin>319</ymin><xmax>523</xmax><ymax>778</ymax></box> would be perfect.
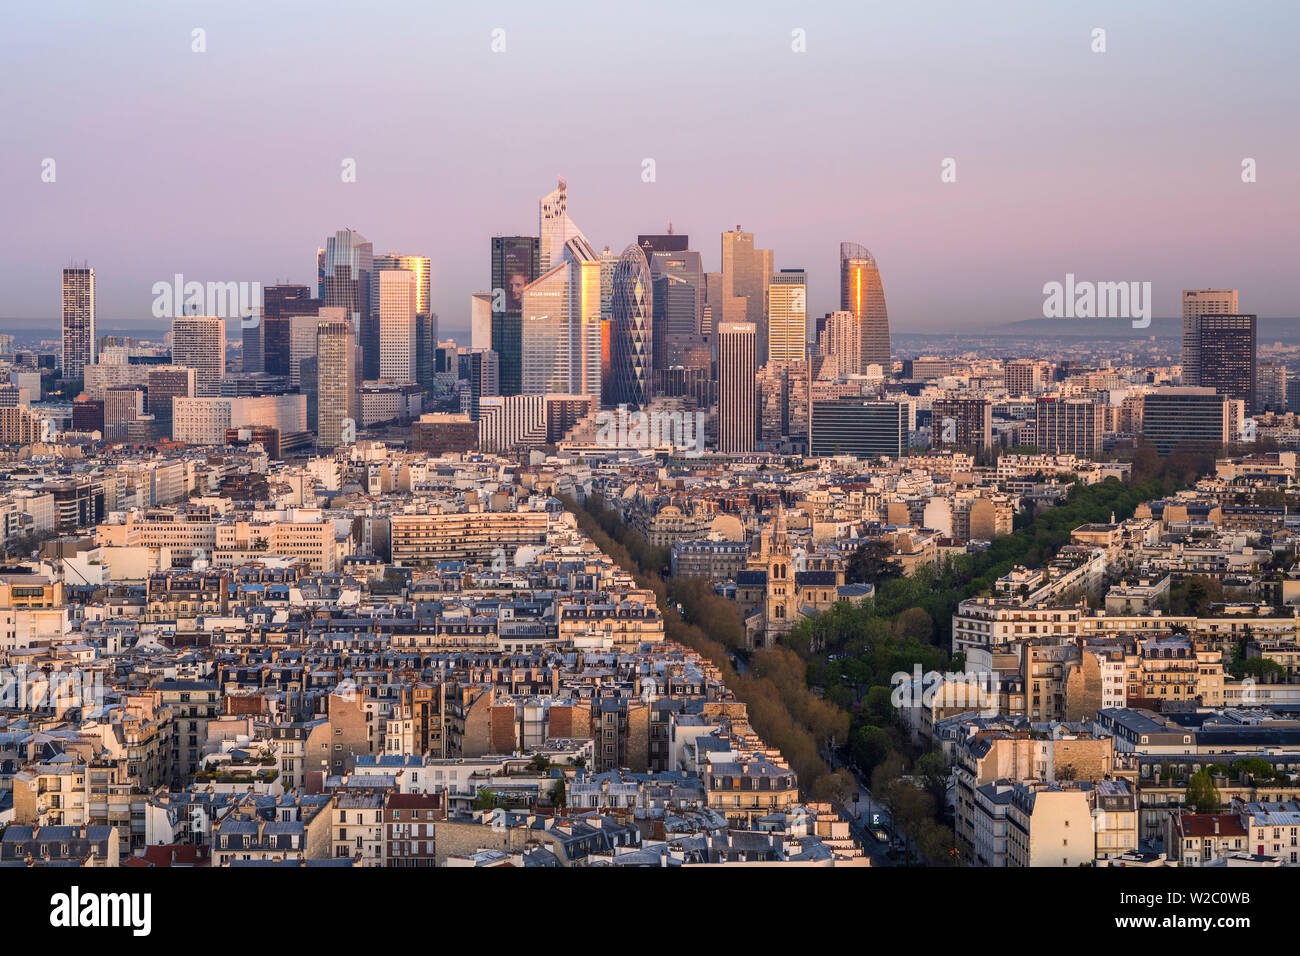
<box><xmin>610</xmin><ymin>243</ymin><xmax>653</xmax><ymax>409</ymax></box>
<box><xmin>840</xmin><ymin>242</ymin><xmax>890</xmax><ymax>370</ymax></box>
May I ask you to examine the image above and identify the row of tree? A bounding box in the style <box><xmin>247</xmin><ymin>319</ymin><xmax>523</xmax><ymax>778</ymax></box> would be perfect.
<box><xmin>560</xmin><ymin>494</ymin><xmax>855</xmax><ymax>802</ymax></box>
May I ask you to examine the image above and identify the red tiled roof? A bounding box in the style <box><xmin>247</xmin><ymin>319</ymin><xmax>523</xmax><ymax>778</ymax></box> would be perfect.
<box><xmin>1175</xmin><ymin>814</ymin><xmax>1246</xmax><ymax>838</ymax></box>
<box><xmin>138</xmin><ymin>844</ymin><xmax>211</xmax><ymax>867</ymax></box>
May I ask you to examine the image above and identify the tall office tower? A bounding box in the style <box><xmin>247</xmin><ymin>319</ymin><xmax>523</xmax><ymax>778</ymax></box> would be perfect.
<box><xmin>316</xmin><ymin>314</ymin><xmax>360</xmax><ymax>449</ymax></box>
<box><xmin>609</xmin><ymin>243</ymin><xmax>653</xmax><ymax>409</ymax></box>
<box><xmin>470</xmin><ymin>292</ymin><xmax>494</xmax><ymax>352</ymax></box>
<box><xmin>1142</xmin><ymin>387</ymin><xmax>1235</xmax><ymax>455</ymax></box>
<box><xmin>241</xmin><ymin>313</ymin><xmax>263</xmax><ymax>374</ymax></box>
<box><xmin>767</xmin><ymin>269</ymin><xmax>807</xmax><ymax>364</ymax></box>
<box><xmin>840</xmin><ymin>242</ymin><xmax>891</xmax><ymax>371</ymax></box>
<box><xmin>1192</xmin><ymin>314</ymin><xmax>1256</xmax><ymax>411</ymax></box>
<box><xmin>702</xmin><ymin>272</ymin><xmax>723</xmax><ymax>337</ymax></box>
<box><xmin>818</xmin><ymin>310</ymin><xmax>861</xmax><ymax>378</ymax></box>
<box><xmin>717</xmin><ymin>322</ymin><xmax>757</xmax><ymax>453</ymax></box>
<box><xmin>1034</xmin><ymin>395</ymin><xmax>1104</xmax><ymax>457</ymax></box>
<box><xmin>809</xmin><ymin>399</ymin><xmax>906</xmax><ymax>459</ymax></box>
<box><xmin>721</xmin><ymin>228</ymin><xmax>774</xmax><ymax>366</ymax></box>
<box><xmin>318</xmin><ymin>228</ymin><xmax>374</xmax><ymax>377</ymax></box>
<box><xmin>490</xmin><ymin>236</ymin><xmax>541</xmax><ymax>396</ymax></box>
<box><xmin>1287</xmin><ymin>378</ymin><xmax>1300</xmax><ymax>413</ymax></box>
<box><xmin>377</xmin><ymin>270</ymin><xmax>417</xmax><ymax>381</ymax></box>
<box><xmin>932</xmin><ymin>397</ymin><xmax>993</xmax><ymax>451</ymax></box>
<box><xmin>61</xmin><ymin>266</ymin><xmax>96</xmax><ymax>381</ymax></box>
<box><xmin>520</xmin><ymin>237</ymin><xmax>602</xmax><ymax>399</ymax></box>
<box><xmin>171</xmin><ymin>316</ymin><xmax>226</xmax><ymax>397</ymax></box>
<box><xmin>643</xmin><ymin>236</ymin><xmax>703</xmax><ymax>336</ymax></box>
<box><xmin>1181</xmin><ymin>289</ymin><xmax>1239</xmax><ymax>385</ymax></box>
<box><xmin>262</xmin><ymin>284</ymin><xmax>320</xmax><ymax>378</ymax></box>
<box><xmin>103</xmin><ymin>385</ymin><xmax>145</xmax><ymax>443</ymax></box>
<box><xmin>599</xmin><ymin>246</ymin><xmax>618</xmax><ymax>323</ymax></box>
<box><xmin>539</xmin><ymin>178</ymin><xmax>586</xmax><ymax>271</ymax></box>
<box><xmin>415</xmin><ymin>313</ymin><xmax>439</xmax><ymax>390</ymax></box>
<box><xmin>1257</xmin><ymin>362</ymin><xmax>1288</xmax><ymax>413</ymax></box>
<box><xmin>371</xmin><ymin>254</ymin><xmax>430</xmax><ymax>317</ymax></box>
<box><xmin>264</xmin><ymin>283</ymin><xmax>321</xmax><ymax>319</ymax></box>
<box><xmin>1004</xmin><ymin>360</ymin><xmax>1041</xmax><ymax>398</ymax></box>
<box><xmin>145</xmin><ymin>365</ymin><xmax>196</xmax><ymax>439</ymax></box>
<box><xmin>653</xmin><ymin>273</ymin><xmax>704</xmax><ymax>375</ymax></box>
<box><xmin>457</xmin><ymin>349</ymin><xmax>499</xmax><ymax>420</ymax></box>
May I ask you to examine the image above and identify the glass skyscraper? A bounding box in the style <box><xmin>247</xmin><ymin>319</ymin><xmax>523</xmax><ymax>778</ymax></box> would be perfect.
<box><xmin>490</xmin><ymin>236</ymin><xmax>540</xmax><ymax>396</ymax></box>
<box><xmin>610</xmin><ymin>243</ymin><xmax>653</xmax><ymax>409</ymax></box>
<box><xmin>318</xmin><ymin>229</ymin><xmax>374</xmax><ymax>378</ymax></box>
<box><xmin>840</xmin><ymin>242</ymin><xmax>890</xmax><ymax>370</ymax></box>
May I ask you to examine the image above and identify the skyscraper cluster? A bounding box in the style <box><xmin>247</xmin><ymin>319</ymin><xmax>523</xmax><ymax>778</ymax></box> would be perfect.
<box><xmin>479</xmin><ymin>181</ymin><xmax>892</xmax><ymax>452</ymax></box>
<box><xmin>59</xmin><ymin>177</ymin><xmax>894</xmax><ymax>455</ymax></box>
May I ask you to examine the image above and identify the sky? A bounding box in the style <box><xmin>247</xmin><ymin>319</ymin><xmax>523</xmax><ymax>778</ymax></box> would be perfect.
<box><xmin>2</xmin><ymin>0</ymin><xmax>1297</xmax><ymax>337</ymax></box>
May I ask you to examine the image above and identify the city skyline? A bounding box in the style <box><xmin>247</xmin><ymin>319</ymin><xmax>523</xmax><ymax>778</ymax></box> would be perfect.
<box><xmin>5</xmin><ymin>1</ymin><xmax>1297</xmax><ymax>332</ymax></box>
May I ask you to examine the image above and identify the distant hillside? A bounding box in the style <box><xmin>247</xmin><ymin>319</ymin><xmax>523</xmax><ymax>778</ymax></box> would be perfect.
<box><xmin>980</xmin><ymin>315</ymin><xmax>1300</xmax><ymax>341</ymax></box>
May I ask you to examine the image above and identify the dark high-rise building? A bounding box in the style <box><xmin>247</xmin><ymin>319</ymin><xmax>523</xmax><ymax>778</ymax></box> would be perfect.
<box><xmin>415</xmin><ymin>313</ymin><xmax>439</xmax><ymax>390</ymax></box>
<box><xmin>318</xmin><ymin>229</ymin><xmax>374</xmax><ymax>378</ymax></box>
<box><xmin>72</xmin><ymin>397</ymin><xmax>104</xmax><ymax>435</ymax></box>
<box><xmin>932</xmin><ymin>397</ymin><xmax>993</xmax><ymax>452</ymax></box>
<box><xmin>1194</xmin><ymin>314</ymin><xmax>1256</xmax><ymax>411</ymax></box>
<box><xmin>809</xmin><ymin>399</ymin><xmax>906</xmax><ymax>460</ymax></box>
<box><xmin>645</xmin><ymin>240</ymin><xmax>703</xmax><ymax>342</ymax></box>
<box><xmin>637</xmin><ymin>232</ymin><xmax>689</xmax><ymax>257</ymax></box>
<box><xmin>610</xmin><ymin>244</ymin><xmax>653</xmax><ymax>409</ymax></box>
<box><xmin>262</xmin><ymin>284</ymin><xmax>320</xmax><ymax>378</ymax></box>
<box><xmin>840</xmin><ymin>242</ymin><xmax>891</xmax><ymax>371</ymax></box>
<box><xmin>61</xmin><ymin>266</ymin><xmax>96</xmax><ymax>382</ymax></box>
<box><xmin>652</xmin><ymin>273</ymin><xmax>701</xmax><ymax>374</ymax></box>
<box><xmin>1141</xmin><ymin>387</ymin><xmax>1234</xmax><ymax>455</ymax></box>
<box><xmin>490</xmin><ymin>236</ymin><xmax>540</xmax><ymax>396</ymax></box>
<box><xmin>264</xmin><ymin>284</ymin><xmax>321</xmax><ymax>319</ymax></box>
<box><xmin>241</xmin><ymin>316</ymin><xmax>263</xmax><ymax>374</ymax></box>
<box><xmin>1181</xmin><ymin>289</ymin><xmax>1238</xmax><ymax>385</ymax></box>
<box><xmin>1034</xmin><ymin>396</ymin><xmax>1103</xmax><ymax>457</ymax></box>
<box><xmin>145</xmin><ymin>365</ymin><xmax>196</xmax><ymax>440</ymax></box>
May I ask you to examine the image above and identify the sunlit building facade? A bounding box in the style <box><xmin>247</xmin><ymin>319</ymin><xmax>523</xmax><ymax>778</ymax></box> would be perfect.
<box><xmin>520</xmin><ymin>237</ymin><xmax>602</xmax><ymax>399</ymax></box>
<box><xmin>767</xmin><ymin>269</ymin><xmax>807</xmax><ymax>364</ymax></box>
<box><xmin>840</xmin><ymin>242</ymin><xmax>891</xmax><ymax>370</ymax></box>
<box><xmin>377</xmin><ymin>269</ymin><xmax>417</xmax><ymax>382</ymax></box>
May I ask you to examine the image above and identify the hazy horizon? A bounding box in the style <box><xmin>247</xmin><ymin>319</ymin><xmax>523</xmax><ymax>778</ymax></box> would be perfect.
<box><xmin>4</xmin><ymin>0</ymin><xmax>1297</xmax><ymax>333</ymax></box>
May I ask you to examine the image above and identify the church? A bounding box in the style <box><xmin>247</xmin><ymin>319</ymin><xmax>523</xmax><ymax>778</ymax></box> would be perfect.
<box><xmin>734</xmin><ymin>505</ymin><xmax>848</xmax><ymax>650</ymax></box>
